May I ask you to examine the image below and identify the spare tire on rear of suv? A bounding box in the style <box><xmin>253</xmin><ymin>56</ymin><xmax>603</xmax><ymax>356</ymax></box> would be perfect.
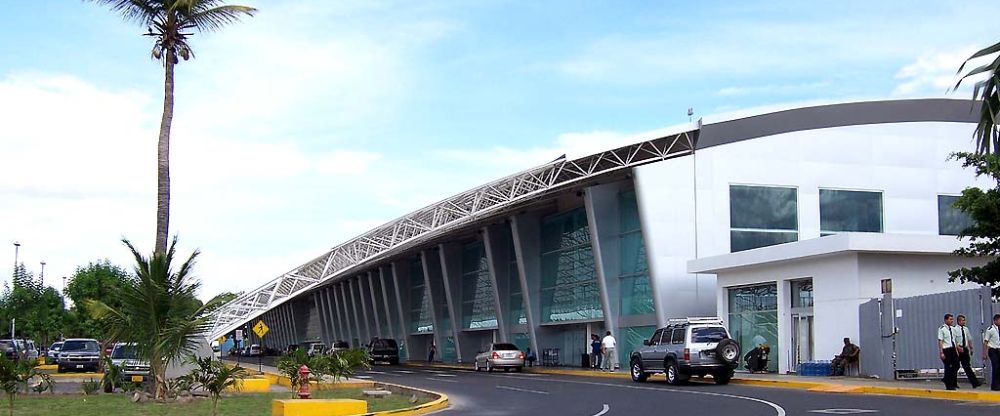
<box><xmin>715</xmin><ymin>339</ymin><xmax>740</xmax><ymax>364</ymax></box>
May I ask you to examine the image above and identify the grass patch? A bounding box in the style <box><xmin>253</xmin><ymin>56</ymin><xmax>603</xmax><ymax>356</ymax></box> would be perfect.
<box><xmin>11</xmin><ymin>388</ymin><xmax>429</xmax><ymax>415</ymax></box>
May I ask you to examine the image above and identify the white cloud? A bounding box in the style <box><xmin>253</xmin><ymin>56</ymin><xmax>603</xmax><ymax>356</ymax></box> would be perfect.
<box><xmin>717</xmin><ymin>81</ymin><xmax>833</xmax><ymax>97</ymax></box>
<box><xmin>892</xmin><ymin>46</ymin><xmax>985</xmax><ymax>96</ymax></box>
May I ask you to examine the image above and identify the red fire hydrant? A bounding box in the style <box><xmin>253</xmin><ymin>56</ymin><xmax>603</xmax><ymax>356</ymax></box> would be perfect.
<box><xmin>297</xmin><ymin>365</ymin><xmax>311</xmax><ymax>399</ymax></box>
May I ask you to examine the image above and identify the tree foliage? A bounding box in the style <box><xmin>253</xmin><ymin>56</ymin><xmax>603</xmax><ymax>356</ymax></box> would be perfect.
<box><xmin>87</xmin><ymin>237</ymin><xmax>211</xmax><ymax>399</ymax></box>
<box><xmin>948</xmin><ymin>152</ymin><xmax>1000</xmax><ymax>297</ymax></box>
<box><xmin>955</xmin><ymin>41</ymin><xmax>1000</xmax><ymax>155</ymax></box>
<box><xmin>64</xmin><ymin>260</ymin><xmax>130</xmax><ymax>341</ymax></box>
<box><xmin>181</xmin><ymin>356</ymin><xmax>248</xmax><ymax>416</ymax></box>
<box><xmin>0</xmin><ymin>266</ymin><xmax>69</xmax><ymax>346</ymax></box>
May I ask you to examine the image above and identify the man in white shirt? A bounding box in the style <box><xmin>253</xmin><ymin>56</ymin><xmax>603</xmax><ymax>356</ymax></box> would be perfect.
<box><xmin>938</xmin><ymin>313</ymin><xmax>959</xmax><ymax>390</ymax></box>
<box><xmin>983</xmin><ymin>314</ymin><xmax>1000</xmax><ymax>391</ymax></box>
<box><xmin>601</xmin><ymin>331</ymin><xmax>617</xmax><ymax>372</ymax></box>
<box><xmin>956</xmin><ymin>315</ymin><xmax>983</xmax><ymax>388</ymax></box>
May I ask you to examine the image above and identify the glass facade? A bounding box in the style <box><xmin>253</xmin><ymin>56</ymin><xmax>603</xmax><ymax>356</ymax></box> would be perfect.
<box><xmin>539</xmin><ymin>208</ymin><xmax>603</xmax><ymax>322</ymax></box>
<box><xmin>730</xmin><ymin>185</ymin><xmax>798</xmax><ymax>252</ymax></box>
<box><xmin>819</xmin><ymin>189</ymin><xmax>883</xmax><ymax>234</ymax></box>
<box><xmin>727</xmin><ymin>284</ymin><xmax>778</xmax><ymax>372</ymax></box>
<box><xmin>409</xmin><ymin>260</ymin><xmax>433</xmax><ymax>333</ymax></box>
<box><xmin>790</xmin><ymin>279</ymin><xmax>813</xmax><ymax>308</ymax></box>
<box><xmin>460</xmin><ymin>242</ymin><xmax>499</xmax><ymax>329</ymax></box>
<box><xmin>619</xmin><ymin>325</ymin><xmax>656</xmax><ymax>367</ymax></box>
<box><xmin>618</xmin><ymin>191</ymin><xmax>654</xmax><ymax>316</ymax></box>
<box><xmin>938</xmin><ymin>195</ymin><xmax>974</xmax><ymax>236</ymax></box>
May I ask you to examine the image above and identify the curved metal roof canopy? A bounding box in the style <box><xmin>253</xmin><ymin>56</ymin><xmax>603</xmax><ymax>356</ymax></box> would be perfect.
<box><xmin>207</xmin><ymin>129</ymin><xmax>697</xmax><ymax>339</ymax></box>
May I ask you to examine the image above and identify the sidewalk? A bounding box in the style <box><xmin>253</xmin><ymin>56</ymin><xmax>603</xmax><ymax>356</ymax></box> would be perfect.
<box><xmin>406</xmin><ymin>362</ymin><xmax>1000</xmax><ymax>402</ymax></box>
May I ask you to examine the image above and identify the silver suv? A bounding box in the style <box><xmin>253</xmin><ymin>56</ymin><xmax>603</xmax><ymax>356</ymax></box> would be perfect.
<box><xmin>629</xmin><ymin>317</ymin><xmax>740</xmax><ymax>385</ymax></box>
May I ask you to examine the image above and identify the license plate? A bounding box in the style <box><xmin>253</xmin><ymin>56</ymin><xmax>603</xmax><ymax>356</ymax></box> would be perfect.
<box><xmin>75</xmin><ymin>365</ymin><xmax>83</xmax><ymax>369</ymax></box>
<box><xmin>131</xmin><ymin>376</ymin><xmax>144</xmax><ymax>383</ymax></box>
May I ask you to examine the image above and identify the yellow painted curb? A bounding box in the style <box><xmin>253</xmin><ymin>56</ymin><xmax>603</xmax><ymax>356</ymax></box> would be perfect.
<box><xmin>366</xmin><ymin>381</ymin><xmax>449</xmax><ymax>416</ymax></box>
<box><xmin>46</xmin><ymin>372</ymin><xmax>103</xmax><ymax>379</ymax></box>
<box><xmin>272</xmin><ymin>398</ymin><xmax>367</xmax><ymax>416</ymax></box>
<box><xmin>34</xmin><ymin>364</ymin><xmax>57</xmax><ymax>371</ymax></box>
<box><xmin>228</xmin><ymin>377</ymin><xmax>271</xmax><ymax>393</ymax></box>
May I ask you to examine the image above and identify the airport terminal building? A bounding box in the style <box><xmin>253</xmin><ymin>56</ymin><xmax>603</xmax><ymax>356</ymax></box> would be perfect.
<box><xmin>209</xmin><ymin>98</ymin><xmax>989</xmax><ymax>373</ymax></box>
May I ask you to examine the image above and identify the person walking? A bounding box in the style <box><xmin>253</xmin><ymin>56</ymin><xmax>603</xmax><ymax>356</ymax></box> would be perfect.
<box><xmin>427</xmin><ymin>342</ymin><xmax>437</xmax><ymax>363</ymax></box>
<box><xmin>982</xmin><ymin>314</ymin><xmax>1000</xmax><ymax>391</ymax></box>
<box><xmin>601</xmin><ymin>331</ymin><xmax>617</xmax><ymax>372</ymax></box>
<box><xmin>939</xmin><ymin>314</ymin><xmax>960</xmax><ymax>390</ymax></box>
<box><xmin>590</xmin><ymin>334</ymin><xmax>603</xmax><ymax>369</ymax></box>
<box><xmin>956</xmin><ymin>315</ymin><xmax>983</xmax><ymax>388</ymax></box>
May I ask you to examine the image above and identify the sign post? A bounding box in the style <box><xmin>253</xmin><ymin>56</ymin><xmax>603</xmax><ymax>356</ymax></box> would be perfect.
<box><xmin>252</xmin><ymin>320</ymin><xmax>269</xmax><ymax>372</ymax></box>
<box><xmin>235</xmin><ymin>330</ymin><xmax>244</xmax><ymax>366</ymax></box>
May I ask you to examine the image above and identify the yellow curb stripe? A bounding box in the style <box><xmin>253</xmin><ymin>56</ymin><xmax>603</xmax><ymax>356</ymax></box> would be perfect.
<box><xmin>45</xmin><ymin>373</ymin><xmax>103</xmax><ymax>379</ymax></box>
<box><xmin>34</xmin><ymin>365</ymin><xmax>57</xmax><ymax>371</ymax></box>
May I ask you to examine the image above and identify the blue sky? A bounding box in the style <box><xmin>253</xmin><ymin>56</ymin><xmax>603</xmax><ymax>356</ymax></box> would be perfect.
<box><xmin>0</xmin><ymin>0</ymin><xmax>995</xmax><ymax>299</ymax></box>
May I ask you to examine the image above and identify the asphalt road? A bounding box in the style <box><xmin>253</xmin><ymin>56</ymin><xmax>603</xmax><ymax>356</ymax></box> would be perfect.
<box><xmin>354</xmin><ymin>365</ymin><xmax>998</xmax><ymax>416</ymax></box>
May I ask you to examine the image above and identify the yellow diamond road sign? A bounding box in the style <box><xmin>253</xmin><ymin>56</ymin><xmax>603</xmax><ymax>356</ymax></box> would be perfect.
<box><xmin>253</xmin><ymin>320</ymin><xmax>269</xmax><ymax>338</ymax></box>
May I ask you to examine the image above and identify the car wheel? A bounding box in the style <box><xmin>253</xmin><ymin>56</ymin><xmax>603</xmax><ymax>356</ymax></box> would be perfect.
<box><xmin>475</xmin><ymin>361</ymin><xmax>480</xmax><ymax>372</ymax></box>
<box><xmin>713</xmin><ymin>370</ymin><xmax>733</xmax><ymax>385</ymax></box>
<box><xmin>665</xmin><ymin>361</ymin><xmax>686</xmax><ymax>385</ymax></box>
<box><xmin>630</xmin><ymin>359</ymin><xmax>648</xmax><ymax>382</ymax></box>
<box><xmin>715</xmin><ymin>339</ymin><xmax>741</xmax><ymax>364</ymax></box>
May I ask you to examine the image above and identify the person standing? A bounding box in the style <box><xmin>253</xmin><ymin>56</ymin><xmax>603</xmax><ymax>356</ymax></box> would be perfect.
<box><xmin>956</xmin><ymin>315</ymin><xmax>983</xmax><ymax>388</ymax></box>
<box><xmin>427</xmin><ymin>342</ymin><xmax>436</xmax><ymax>363</ymax></box>
<box><xmin>601</xmin><ymin>331</ymin><xmax>617</xmax><ymax>372</ymax></box>
<box><xmin>590</xmin><ymin>334</ymin><xmax>603</xmax><ymax>369</ymax></box>
<box><xmin>982</xmin><ymin>314</ymin><xmax>1000</xmax><ymax>391</ymax></box>
<box><xmin>939</xmin><ymin>314</ymin><xmax>960</xmax><ymax>390</ymax></box>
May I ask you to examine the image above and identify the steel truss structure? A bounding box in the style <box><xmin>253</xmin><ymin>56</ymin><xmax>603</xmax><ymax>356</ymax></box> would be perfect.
<box><xmin>207</xmin><ymin>129</ymin><xmax>698</xmax><ymax>340</ymax></box>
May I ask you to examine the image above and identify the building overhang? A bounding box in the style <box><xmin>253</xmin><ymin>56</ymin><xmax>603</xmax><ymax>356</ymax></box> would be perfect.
<box><xmin>687</xmin><ymin>233</ymin><xmax>969</xmax><ymax>274</ymax></box>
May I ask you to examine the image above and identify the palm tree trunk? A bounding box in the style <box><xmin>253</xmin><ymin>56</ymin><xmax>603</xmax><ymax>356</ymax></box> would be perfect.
<box><xmin>212</xmin><ymin>397</ymin><xmax>219</xmax><ymax>416</ymax></box>
<box><xmin>155</xmin><ymin>57</ymin><xmax>175</xmax><ymax>256</ymax></box>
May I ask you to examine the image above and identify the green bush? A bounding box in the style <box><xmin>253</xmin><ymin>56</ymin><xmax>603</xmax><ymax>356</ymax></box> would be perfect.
<box><xmin>81</xmin><ymin>379</ymin><xmax>101</xmax><ymax>396</ymax></box>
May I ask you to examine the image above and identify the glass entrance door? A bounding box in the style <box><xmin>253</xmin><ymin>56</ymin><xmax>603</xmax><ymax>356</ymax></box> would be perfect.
<box><xmin>790</xmin><ymin>313</ymin><xmax>814</xmax><ymax>370</ymax></box>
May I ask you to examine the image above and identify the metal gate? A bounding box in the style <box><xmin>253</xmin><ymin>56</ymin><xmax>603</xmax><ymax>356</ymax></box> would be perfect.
<box><xmin>859</xmin><ymin>287</ymin><xmax>994</xmax><ymax>380</ymax></box>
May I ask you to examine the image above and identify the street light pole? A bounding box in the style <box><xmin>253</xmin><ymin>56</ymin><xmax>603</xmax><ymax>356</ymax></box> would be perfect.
<box><xmin>12</xmin><ymin>241</ymin><xmax>20</xmax><ymax>279</ymax></box>
<box><xmin>39</xmin><ymin>261</ymin><xmax>45</xmax><ymax>287</ymax></box>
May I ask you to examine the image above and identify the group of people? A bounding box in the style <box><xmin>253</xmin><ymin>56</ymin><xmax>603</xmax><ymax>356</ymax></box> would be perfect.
<box><xmin>589</xmin><ymin>331</ymin><xmax>618</xmax><ymax>371</ymax></box>
<box><xmin>938</xmin><ymin>313</ymin><xmax>1000</xmax><ymax>391</ymax></box>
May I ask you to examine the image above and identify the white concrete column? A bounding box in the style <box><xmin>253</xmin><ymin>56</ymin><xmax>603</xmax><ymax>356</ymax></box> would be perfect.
<box><xmin>584</xmin><ymin>189</ymin><xmax>617</xmax><ymax>339</ymax></box>
<box><xmin>438</xmin><ymin>243</ymin><xmax>464</xmax><ymax>363</ymax></box>
<box><xmin>379</xmin><ymin>267</ymin><xmax>396</xmax><ymax>341</ymax></box>
<box><xmin>510</xmin><ymin>215</ymin><xmax>540</xmax><ymax>354</ymax></box>
<box><xmin>367</xmin><ymin>271</ymin><xmax>383</xmax><ymax>337</ymax></box>
<box><xmin>482</xmin><ymin>226</ymin><xmax>509</xmax><ymax>341</ymax></box>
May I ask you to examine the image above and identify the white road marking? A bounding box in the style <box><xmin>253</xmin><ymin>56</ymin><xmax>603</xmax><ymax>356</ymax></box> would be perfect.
<box><xmin>396</xmin><ymin>370</ymin><xmax>415</xmax><ymax>374</ymax></box>
<box><xmin>366</xmin><ymin>371</ymin><xmax>387</xmax><ymax>374</ymax></box>
<box><xmin>809</xmin><ymin>410</ymin><xmax>879</xmax><ymax>415</ymax></box>
<box><xmin>496</xmin><ymin>385</ymin><xmax>550</xmax><ymax>395</ymax></box>
<box><xmin>353</xmin><ymin>375</ymin><xmax>372</xmax><ymax>379</ymax></box>
<box><xmin>497</xmin><ymin>375</ymin><xmax>786</xmax><ymax>416</ymax></box>
<box><xmin>591</xmin><ymin>404</ymin><xmax>610</xmax><ymax>416</ymax></box>
<box><xmin>425</xmin><ymin>377</ymin><xmax>459</xmax><ymax>383</ymax></box>
<box><xmin>433</xmin><ymin>374</ymin><xmax>457</xmax><ymax>377</ymax></box>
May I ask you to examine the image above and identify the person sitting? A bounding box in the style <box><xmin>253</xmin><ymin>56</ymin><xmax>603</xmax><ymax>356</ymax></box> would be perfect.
<box><xmin>831</xmin><ymin>337</ymin><xmax>860</xmax><ymax>376</ymax></box>
<box><xmin>743</xmin><ymin>343</ymin><xmax>770</xmax><ymax>373</ymax></box>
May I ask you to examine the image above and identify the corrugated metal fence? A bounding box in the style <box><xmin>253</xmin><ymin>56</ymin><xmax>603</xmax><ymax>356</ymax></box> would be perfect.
<box><xmin>859</xmin><ymin>287</ymin><xmax>994</xmax><ymax>380</ymax></box>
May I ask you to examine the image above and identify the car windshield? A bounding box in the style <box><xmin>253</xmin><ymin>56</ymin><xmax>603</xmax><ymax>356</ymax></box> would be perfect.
<box><xmin>0</xmin><ymin>341</ymin><xmax>13</xmax><ymax>351</ymax></box>
<box><xmin>691</xmin><ymin>327</ymin><xmax>728</xmax><ymax>343</ymax></box>
<box><xmin>493</xmin><ymin>343</ymin><xmax>519</xmax><ymax>351</ymax></box>
<box><xmin>50</xmin><ymin>343</ymin><xmax>62</xmax><ymax>350</ymax></box>
<box><xmin>62</xmin><ymin>340</ymin><xmax>99</xmax><ymax>352</ymax></box>
<box><xmin>111</xmin><ymin>345</ymin><xmax>137</xmax><ymax>359</ymax></box>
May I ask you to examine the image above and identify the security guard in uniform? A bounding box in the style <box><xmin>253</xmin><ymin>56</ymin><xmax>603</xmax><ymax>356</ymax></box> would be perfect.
<box><xmin>956</xmin><ymin>315</ymin><xmax>982</xmax><ymax>388</ymax></box>
<box><xmin>938</xmin><ymin>313</ymin><xmax>960</xmax><ymax>390</ymax></box>
<box><xmin>983</xmin><ymin>314</ymin><xmax>1000</xmax><ymax>391</ymax></box>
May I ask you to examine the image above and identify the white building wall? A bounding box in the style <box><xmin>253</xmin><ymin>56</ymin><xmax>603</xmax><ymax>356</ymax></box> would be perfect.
<box><xmin>856</xmin><ymin>254</ymin><xmax>985</xmax><ymax>300</ymax></box>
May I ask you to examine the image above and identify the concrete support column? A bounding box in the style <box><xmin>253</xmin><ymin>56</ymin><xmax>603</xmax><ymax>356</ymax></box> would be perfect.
<box><xmin>583</xmin><ymin>183</ymin><xmax>623</xmax><ymax>339</ymax></box>
<box><xmin>391</xmin><ymin>261</ymin><xmax>412</xmax><ymax>360</ymax></box>
<box><xmin>438</xmin><ymin>243</ymin><xmax>465</xmax><ymax>363</ymax></box>
<box><xmin>314</xmin><ymin>291</ymin><xmax>330</xmax><ymax>346</ymax></box>
<box><xmin>482</xmin><ymin>226</ymin><xmax>510</xmax><ymax>341</ymax></box>
<box><xmin>421</xmin><ymin>250</ymin><xmax>448</xmax><ymax>361</ymax></box>
<box><xmin>379</xmin><ymin>266</ymin><xmax>396</xmax><ymax>341</ymax></box>
<box><xmin>325</xmin><ymin>287</ymin><xmax>341</xmax><ymax>343</ymax></box>
<box><xmin>367</xmin><ymin>271</ymin><xmax>383</xmax><ymax>337</ymax></box>
<box><xmin>342</xmin><ymin>283</ymin><xmax>359</xmax><ymax>346</ymax></box>
<box><xmin>357</xmin><ymin>275</ymin><xmax>373</xmax><ymax>344</ymax></box>
<box><xmin>509</xmin><ymin>214</ymin><xmax>541</xmax><ymax>354</ymax></box>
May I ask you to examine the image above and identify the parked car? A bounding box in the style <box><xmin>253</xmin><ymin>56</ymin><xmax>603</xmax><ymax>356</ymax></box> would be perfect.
<box><xmin>629</xmin><ymin>317</ymin><xmax>740</xmax><ymax>385</ymax></box>
<box><xmin>104</xmin><ymin>343</ymin><xmax>151</xmax><ymax>392</ymax></box>
<box><xmin>0</xmin><ymin>340</ymin><xmax>20</xmax><ymax>361</ymax></box>
<box><xmin>57</xmin><ymin>338</ymin><xmax>102</xmax><ymax>373</ymax></box>
<box><xmin>48</xmin><ymin>341</ymin><xmax>63</xmax><ymax>358</ymax></box>
<box><xmin>367</xmin><ymin>338</ymin><xmax>399</xmax><ymax>365</ymax></box>
<box><xmin>474</xmin><ymin>343</ymin><xmax>524</xmax><ymax>372</ymax></box>
<box><xmin>330</xmin><ymin>341</ymin><xmax>350</xmax><ymax>353</ymax></box>
<box><xmin>20</xmin><ymin>340</ymin><xmax>38</xmax><ymax>361</ymax></box>
<box><xmin>248</xmin><ymin>344</ymin><xmax>262</xmax><ymax>357</ymax></box>
<box><xmin>306</xmin><ymin>342</ymin><xmax>326</xmax><ymax>357</ymax></box>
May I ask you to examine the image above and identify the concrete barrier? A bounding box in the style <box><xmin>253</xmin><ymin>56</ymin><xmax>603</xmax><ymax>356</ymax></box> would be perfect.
<box><xmin>271</xmin><ymin>399</ymin><xmax>367</xmax><ymax>416</ymax></box>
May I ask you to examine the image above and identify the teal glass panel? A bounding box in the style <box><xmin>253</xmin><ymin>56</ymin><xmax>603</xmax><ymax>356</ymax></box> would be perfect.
<box><xmin>820</xmin><ymin>189</ymin><xmax>883</xmax><ymax>233</ymax></box>
<box><xmin>618</xmin><ymin>325</ymin><xmax>656</xmax><ymax>367</ymax></box>
<box><xmin>727</xmin><ymin>284</ymin><xmax>778</xmax><ymax>372</ymax></box>
<box><xmin>506</xmin><ymin>239</ymin><xmax>528</xmax><ymax>325</ymax></box>
<box><xmin>938</xmin><ymin>195</ymin><xmax>974</xmax><ymax>236</ymax></box>
<box><xmin>409</xmin><ymin>260</ymin><xmax>433</xmax><ymax>333</ymax></box>
<box><xmin>618</xmin><ymin>191</ymin><xmax>654</xmax><ymax>316</ymax></box>
<box><xmin>730</xmin><ymin>185</ymin><xmax>798</xmax><ymax>252</ymax></box>
<box><xmin>460</xmin><ymin>242</ymin><xmax>498</xmax><ymax>329</ymax></box>
<box><xmin>512</xmin><ymin>332</ymin><xmax>530</xmax><ymax>352</ymax></box>
<box><xmin>539</xmin><ymin>208</ymin><xmax>602</xmax><ymax>323</ymax></box>
<box><xmin>440</xmin><ymin>303</ymin><xmax>457</xmax><ymax>362</ymax></box>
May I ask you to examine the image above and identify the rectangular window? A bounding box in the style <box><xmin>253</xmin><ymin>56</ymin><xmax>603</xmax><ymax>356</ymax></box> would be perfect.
<box><xmin>670</xmin><ymin>328</ymin><xmax>685</xmax><ymax>344</ymax></box>
<box><xmin>409</xmin><ymin>260</ymin><xmax>433</xmax><ymax>333</ymax></box>
<box><xmin>730</xmin><ymin>185</ymin><xmax>798</xmax><ymax>252</ymax></box>
<box><xmin>790</xmin><ymin>279</ymin><xmax>813</xmax><ymax>309</ymax></box>
<box><xmin>539</xmin><ymin>208</ymin><xmax>603</xmax><ymax>323</ymax></box>
<box><xmin>649</xmin><ymin>329</ymin><xmax>663</xmax><ymax>345</ymax></box>
<box><xmin>618</xmin><ymin>190</ymin><xmax>654</xmax><ymax>316</ymax></box>
<box><xmin>727</xmin><ymin>283</ymin><xmax>778</xmax><ymax>372</ymax></box>
<box><xmin>938</xmin><ymin>195</ymin><xmax>974</xmax><ymax>236</ymax></box>
<box><xmin>820</xmin><ymin>189</ymin><xmax>883</xmax><ymax>234</ymax></box>
<box><xmin>460</xmin><ymin>242</ymin><xmax>498</xmax><ymax>329</ymax></box>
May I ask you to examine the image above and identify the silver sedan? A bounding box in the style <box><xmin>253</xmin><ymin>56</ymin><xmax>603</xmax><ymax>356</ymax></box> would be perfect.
<box><xmin>474</xmin><ymin>343</ymin><xmax>525</xmax><ymax>372</ymax></box>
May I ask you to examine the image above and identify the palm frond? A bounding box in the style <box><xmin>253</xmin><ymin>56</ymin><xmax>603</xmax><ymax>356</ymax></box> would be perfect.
<box><xmin>86</xmin><ymin>0</ymin><xmax>163</xmax><ymax>25</ymax></box>
<box><xmin>184</xmin><ymin>5</ymin><xmax>257</xmax><ymax>32</ymax></box>
<box><xmin>955</xmin><ymin>42</ymin><xmax>1000</xmax><ymax>155</ymax></box>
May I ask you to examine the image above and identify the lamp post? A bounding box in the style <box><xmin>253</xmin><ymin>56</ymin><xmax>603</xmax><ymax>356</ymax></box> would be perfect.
<box><xmin>39</xmin><ymin>261</ymin><xmax>46</xmax><ymax>287</ymax></box>
<box><xmin>12</xmin><ymin>241</ymin><xmax>20</xmax><ymax>278</ymax></box>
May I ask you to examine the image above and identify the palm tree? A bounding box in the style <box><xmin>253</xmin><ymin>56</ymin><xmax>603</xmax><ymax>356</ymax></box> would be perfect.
<box><xmin>956</xmin><ymin>41</ymin><xmax>1000</xmax><ymax>155</ymax></box>
<box><xmin>88</xmin><ymin>1</ymin><xmax>257</xmax><ymax>254</ymax></box>
<box><xmin>182</xmin><ymin>356</ymin><xmax>248</xmax><ymax>416</ymax></box>
<box><xmin>87</xmin><ymin>237</ymin><xmax>214</xmax><ymax>399</ymax></box>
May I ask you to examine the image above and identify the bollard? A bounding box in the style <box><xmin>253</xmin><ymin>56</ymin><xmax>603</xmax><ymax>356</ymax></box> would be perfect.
<box><xmin>298</xmin><ymin>365</ymin><xmax>311</xmax><ymax>399</ymax></box>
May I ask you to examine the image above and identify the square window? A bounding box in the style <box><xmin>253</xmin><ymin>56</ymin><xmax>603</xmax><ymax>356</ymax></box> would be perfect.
<box><xmin>938</xmin><ymin>195</ymin><xmax>974</xmax><ymax>236</ymax></box>
<box><xmin>730</xmin><ymin>185</ymin><xmax>798</xmax><ymax>252</ymax></box>
<box><xmin>819</xmin><ymin>189</ymin><xmax>883</xmax><ymax>233</ymax></box>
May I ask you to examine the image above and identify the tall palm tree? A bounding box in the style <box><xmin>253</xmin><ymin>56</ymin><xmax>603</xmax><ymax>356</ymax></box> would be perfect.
<box><xmin>956</xmin><ymin>41</ymin><xmax>1000</xmax><ymax>155</ymax></box>
<box><xmin>89</xmin><ymin>0</ymin><xmax>257</xmax><ymax>254</ymax></box>
<box><xmin>87</xmin><ymin>237</ymin><xmax>215</xmax><ymax>399</ymax></box>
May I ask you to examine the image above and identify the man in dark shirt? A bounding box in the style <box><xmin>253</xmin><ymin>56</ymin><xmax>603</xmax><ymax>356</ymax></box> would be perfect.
<box><xmin>590</xmin><ymin>334</ymin><xmax>602</xmax><ymax>369</ymax></box>
<box><xmin>832</xmin><ymin>337</ymin><xmax>860</xmax><ymax>376</ymax></box>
